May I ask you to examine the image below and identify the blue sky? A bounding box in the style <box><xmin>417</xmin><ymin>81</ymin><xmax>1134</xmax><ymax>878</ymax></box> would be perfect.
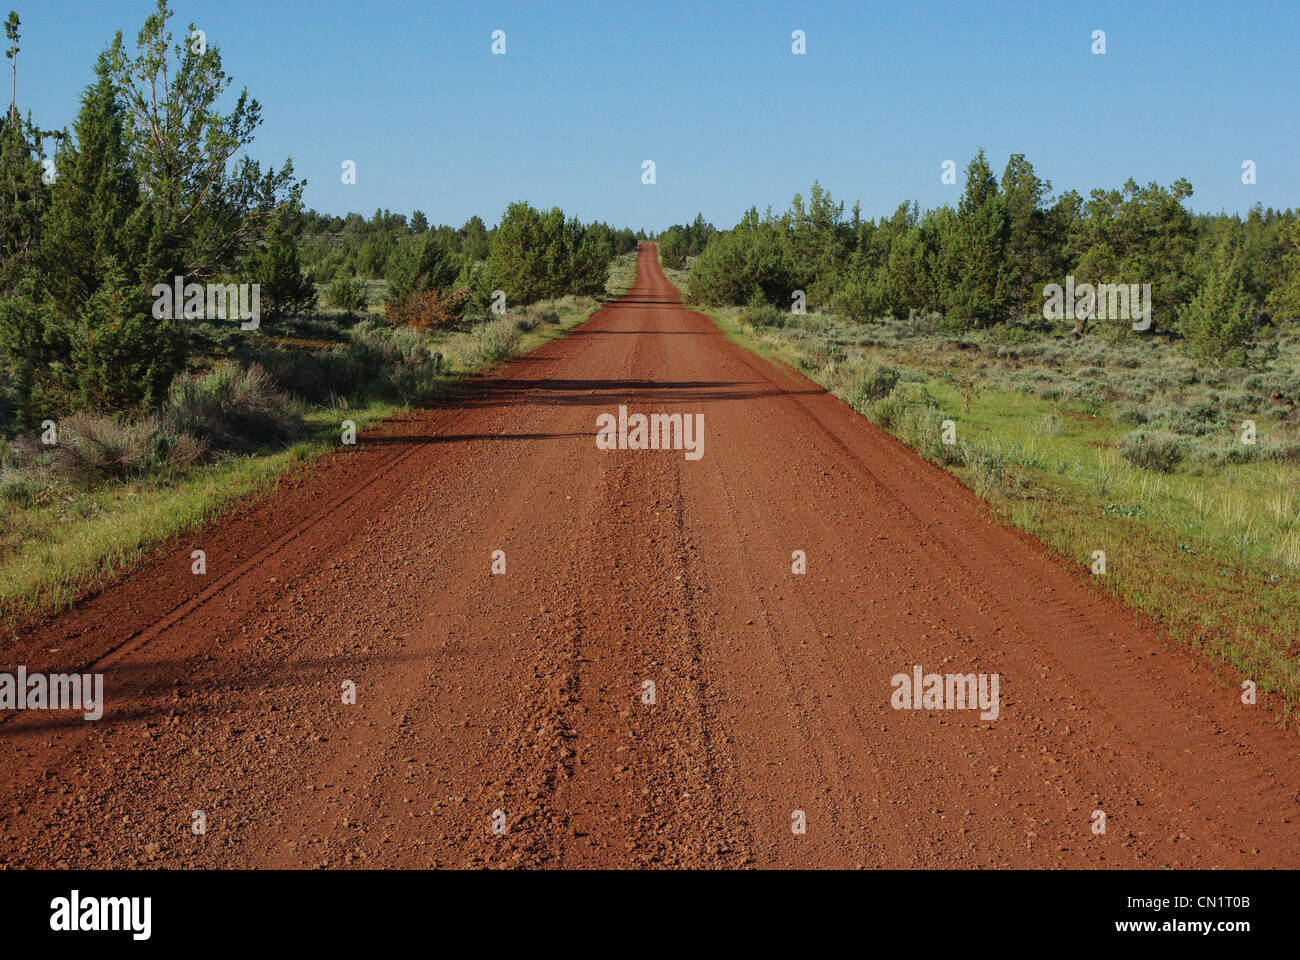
<box><xmin>15</xmin><ymin>0</ymin><xmax>1299</xmax><ymax>231</ymax></box>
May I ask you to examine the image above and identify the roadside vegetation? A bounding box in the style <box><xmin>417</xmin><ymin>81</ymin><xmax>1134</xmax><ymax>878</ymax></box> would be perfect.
<box><xmin>663</xmin><ymin>153</ymin><xmax>1297</xmax><ymax>352</ymax></box>
<box><xmin>659</xmin><ymin>154</ymin><xmax>1300</xmax><ymax>724</ymax></box>
<box><xmin>0</xmin><ymin>252</ymin><xmax>637</xmax><ymax>632</ymax></box>
<box><xmin>0</xmin><ymin>3</ymin><xmax>639</xmax><ymax>631</ymax></box>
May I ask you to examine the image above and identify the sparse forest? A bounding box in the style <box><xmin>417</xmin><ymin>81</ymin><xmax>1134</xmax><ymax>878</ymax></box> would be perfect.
<box><xmin>669</xmin><ymin>152</ymin><xmax>1298</xmax><ymax>366</ymax></box>
<box><xmin>0</xmin><ymin>3</ymin><xmax>638</xmax><ymax>446</ymax></box>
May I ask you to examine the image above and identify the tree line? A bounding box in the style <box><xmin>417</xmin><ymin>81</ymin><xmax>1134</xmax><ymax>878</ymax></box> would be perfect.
<box><xmin>668</xmin><ymin>153</ymin><xmax>1300</xmax><ymax>366</ymax></box>
<box><xmin>293</xmin><ymin>204</ymin><xmax>641</xmax><ymax>317</ymax></box>
<box><xmin>656</xmin><ymin>213</ymin><xmax>716</xmax><ymax>269</ymax></box>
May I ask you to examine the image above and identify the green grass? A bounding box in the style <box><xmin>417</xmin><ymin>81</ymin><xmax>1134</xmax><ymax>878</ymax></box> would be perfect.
<box><xmin>0</xmin><ymin>411</ymin><xmax>387</xmax><ymax>638</ymax></box>
<box><xmin>0</xmin><ymin>253</ymin><xmax>636</xmax><ymax>636</ymax></box>
<box><xmin>663</xmin><ymin>255</ymin><xmax>1300</xmax><ymax>729</ymax></box>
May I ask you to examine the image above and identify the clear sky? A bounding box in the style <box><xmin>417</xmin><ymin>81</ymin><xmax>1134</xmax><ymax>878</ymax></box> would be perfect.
<box><xmin>15</xmin><ymin>0</ymin><xmax>1299</xmax><ymax>231</ymax></box>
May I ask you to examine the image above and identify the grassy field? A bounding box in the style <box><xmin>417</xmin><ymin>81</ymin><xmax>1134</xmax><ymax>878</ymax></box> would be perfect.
<box><xmin>0</xmin><ymin>253</ymin><xmax>638</xmax><ymax>636</ymax></box>
<box><xmin>662</xmin><ymin>259</ymin><xmax>1300</xmax><ymax>729</ymax></box>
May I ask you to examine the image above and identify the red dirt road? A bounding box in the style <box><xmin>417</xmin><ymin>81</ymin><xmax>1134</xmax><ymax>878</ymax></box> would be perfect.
<box><xmin>2</xmin><ymin>244</ymin><xmax>1298</xmax><ymax>869</ymax></box>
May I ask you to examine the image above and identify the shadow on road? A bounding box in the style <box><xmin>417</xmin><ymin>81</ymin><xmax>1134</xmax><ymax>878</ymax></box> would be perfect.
<box><xmin>448</xmin><ymin>377</ymin><xmax>825</xmax><ymax>410</ymax></box>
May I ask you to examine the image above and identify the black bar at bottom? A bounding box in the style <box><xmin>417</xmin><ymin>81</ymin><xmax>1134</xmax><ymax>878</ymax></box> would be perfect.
<box><xmin>0</xmin><ymin>868</ymin><xmax>1278</xmax><ymax>947</ymax></box>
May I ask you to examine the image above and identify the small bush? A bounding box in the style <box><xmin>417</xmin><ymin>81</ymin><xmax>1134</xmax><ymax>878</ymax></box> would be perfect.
<box><xmin>798</xmin><ymin>340</ymin><xmax>846</xmax><ymax>372</ymax></box>
<box><xmin>1275</xmin><ymin>442</ymin><xmax>1300</xmax><ymax>465</ymax></box>
<box><xmin>4</xmin><ymin>410</ymin><xmax>206</xmax><ymax>485</ymax></box>
<box><xmin>164</xmin><ymin>364</ymin><xmax>302</xmax><ymax>451</ymax></box>
<box><xmin>157</xmin><ymin>429</ymin><xmax>209</xmax><ymax>468</ymax></box>
<box><xmin>326</xmin><ymin>277</ymin><xmax>369</xmax><ymax>313</ymax></box>
<box><xmin>255</xmin><ymin>320</ymin><xmax>453</xmax><ymax>406</ymax></box>
<box><xmin>869</xmin><ymin>382</ymin><xmax>937</xmax><ymax>431</ymax></box>
<box><xmin>896</xmin><ymin>403</ymin><xmax>961</xmax><ymax>465</ymax></box>
<box><xmin>0</xmin><ymin>471</ymin><xmax>43</xmax><ymax>507</ymax></box>
<box><xmin>453</xmin><ymin>319</ymin><xmax>522</xmax><ymax>370</ymax></box>
<box><xmin>962</xmin><ymin>440</ymin><xmax>1016</xmax><ymax>499</ymax></box>
<box><xmin>742</xmin><ymin>303</ymin><xmax>787</xmax><ymax>329</ymax></box>
<box><xmin>1159</xmin><ymin>398</ymin><xmax>1221</xmax><ymax>437</ymax></box>
<box><xmin>372</xmin><ymin>324</ymin><xmax>444</xmax><ymax>403</ymax></box>
<box><xmin>385</xmin><ymin>286</ymin><xmax>469</xmax><ymax>332</ymax></box>
<box><xmin>1111</xmin><ymin>402</ymin><xmax>1148</xmax><ymax>425</ymax></box>
<box><xmin>1119</xmin><ymin>431</ymin><xmax>1186</xmax><ymax>472</ymax></box>
<box><xmin>1191</xmin><ymin>436</ymin><xmax>1273</xmax><ymax>466</ymax></box>
<box><xmin>847</xmin><ymin>363</ymin><xmax>901</xmax><ymax>410</ymax></box>
<box><xmin>58</xmin><ymin>412</ymin><xmax>159</xmax><ymax>479</ymax></box>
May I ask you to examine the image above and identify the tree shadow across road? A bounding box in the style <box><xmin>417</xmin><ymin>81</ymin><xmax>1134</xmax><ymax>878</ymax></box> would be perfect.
<box><xmin>449</xmin><ymin>377</ymin><xmax>825</xmax><ymax>410</ymax></box>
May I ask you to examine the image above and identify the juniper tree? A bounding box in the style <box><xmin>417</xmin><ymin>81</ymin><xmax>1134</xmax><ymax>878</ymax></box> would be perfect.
<box><xmin>106</xmin><ymin>0</ymin><xmax>303</xmax><ymax>284</ymax></box>
<box><xmin>4</xmin><ymin>10</ymin><xmax>14</xmax><ymax>118</ymax></box>
<box><xmin>941</xmin><ymin>149</ymin><xmax>1014</xmax><ymax>329</ymax></box>
<box><xmin>0</xmin><ymin>10</ymin><xmax>45</xmax><ymax>286</ymax></box>
<box><xmin>68</xmin><ymin>257</ymin><xmax>174</xmax><ymax>411</ymax></box>
<box><xmin>459</xmin><ymin>215</ymin><xmax>489</xmax><ymax>262</ymax></box>
<box><xmin>386</xmin><ymin>229</ymin><xmax>459</xmax><ymax>305</ymax></box>
<box><xmin>883</xmin><ymin>207</ymin><xmax>939</xmax><ymax>319</ymax></box>
<box><xmin>1179</xmin><ymin>236</ymin><xmax>1255</xmax><ymax>366</ymax></box>
<box><xmin>999</xmin><ymin>154</ymin><xmax>1062</xmax><ymax>318</ymax></box>
<box><xmin>35</xmin><ymin>54</ymin><xmax>142</xmax><ymax>320</ymax></box>
<box><xmin>244</xmin><ymin>212</ymin><xmax>316</xmax><ymax>322</ymax></box>
<box><xmin>23</xmin><ymin>51</ymin><xmax>178</xmax><ymax>413</ymax></box>
<box><xmin>487</xmin><ymin>201</ymin><xmax>547</xmax><ymax>304</ymax></box>
<box><xmin>1265</xmin><ymin>218</ymin><xmax>1300</xmax><ymax>322</ymax></box>
<box><xmin>1068</xmin><ymin>178</ymin><xmax>1195</xmax><ymax>335</ymax></box>
<box><xmin>0</xmin><ymin>10</ymin><xmax>50</xmax><ymax>425</ymax></box>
